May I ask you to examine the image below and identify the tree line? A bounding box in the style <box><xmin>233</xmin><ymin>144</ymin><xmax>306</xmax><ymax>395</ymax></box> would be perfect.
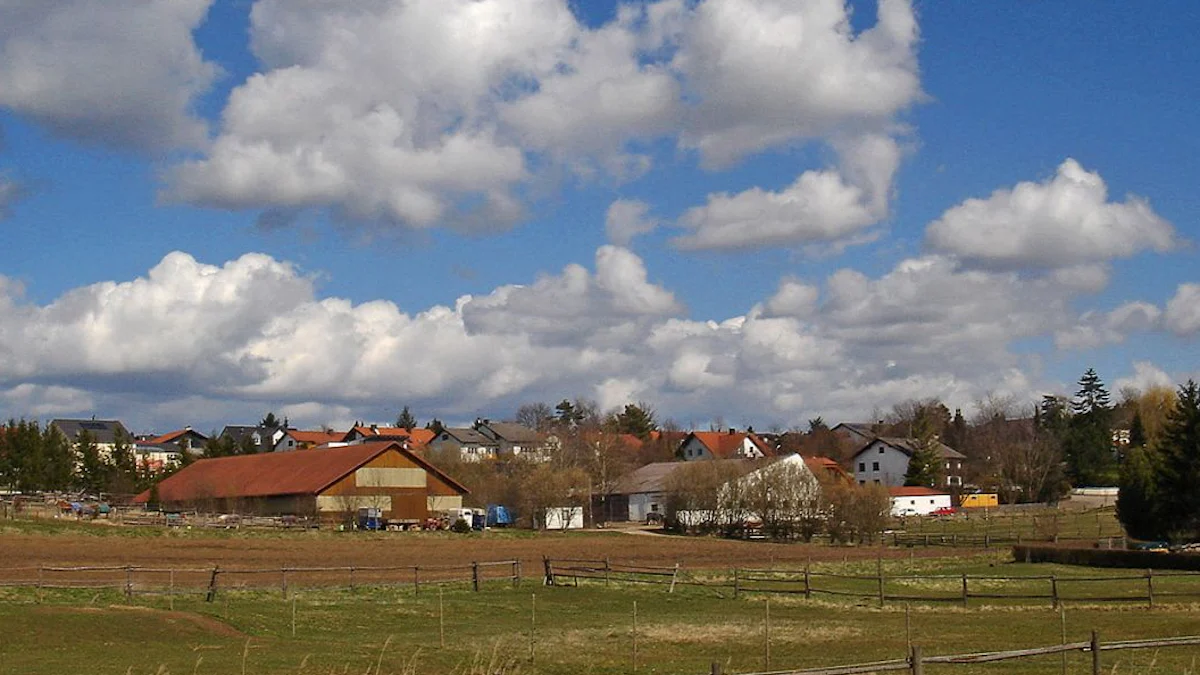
<box><xmin>0</xmin><ymin>421</ymin><xmax>154</xmax><ymax>495</ymax></box>
<box><xmin>1117</xmin><ymin>380</ymin><xmax>1200</xmax><ymax>543</ymax></box>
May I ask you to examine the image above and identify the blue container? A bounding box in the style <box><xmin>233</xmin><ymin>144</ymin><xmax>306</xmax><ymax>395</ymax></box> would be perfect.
<box><xmin>486</xmin><ymin>504</ymin><xmax>513</xmax><ymax>527</ymax></box>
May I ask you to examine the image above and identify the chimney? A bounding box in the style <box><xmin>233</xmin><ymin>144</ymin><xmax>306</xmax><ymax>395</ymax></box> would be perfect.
<box><xmin>370</xmin><ymin>424</ymin><xmax>378</xmax><ymax>434</ymax></box>
<box><xmin>728</xmin><ymin>428</ymin><xmax>735</xmax><ymax>435</ymax></box>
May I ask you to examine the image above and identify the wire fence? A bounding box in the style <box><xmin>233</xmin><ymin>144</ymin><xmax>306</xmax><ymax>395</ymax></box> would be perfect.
<box><xmin>0</xmin><ymin>560</ymin><xmax>522</xmax><ymax>600</ymax></box>
<box><xmin>543</xmin><ymin>557</ymin><xmax>1200</xmax><ymax>608</ymax></box>
<box><xmin>708</xmin><ymin>632</ymin><xmax>1200</xmax><ymax>675</ymax></box>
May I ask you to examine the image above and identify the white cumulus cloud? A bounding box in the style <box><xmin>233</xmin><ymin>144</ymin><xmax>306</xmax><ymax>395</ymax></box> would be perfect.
<box><xmin>0</xmin><ymin>0</ymin><xmax>216</xmax><ymax>151</ymax></box>
<box><xmin>674</xmin><ymin>134</ymin><xmax>900</xmax><ymax>250</ymax></box>
<box><xmin>926</xmin><ymin>159</ymin><xmax>1176</xmax><ymax>270</ymax></box>
<box><xmin>605</xmin><ymin>199</ymin><xmax>659</xmax><ymax>246</ymax></box>
<box><xmin>165</xmin><ymin>0</ymin><xmax>921</xmax><ymax>236</ymax></box>
<box><xmin>1165</xmin><ymin>283</ymin><xmax>1200</xmax><ymax>336</ymax></box>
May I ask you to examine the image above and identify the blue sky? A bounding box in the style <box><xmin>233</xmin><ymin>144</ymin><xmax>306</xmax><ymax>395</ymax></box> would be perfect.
<box><xmin>0</xmin><ymin>0</ymin><xmax>1197</xmax><ymax>434</ymax></box>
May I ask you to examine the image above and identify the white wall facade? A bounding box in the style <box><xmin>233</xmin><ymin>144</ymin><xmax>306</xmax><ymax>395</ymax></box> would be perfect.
<box><xmin>629</xmin><ymin>492</ymin><xmax>666</xmax><ymax>522</ymax></box>
<box><xmin>890</xmin><ymin>493</ymin><xmax>953</xmax><ymax>517</ymax></box>
<box><xmin>854</xmin><ymin>441</ymin><xmax>910</xmax><ymax>487</ymax></box>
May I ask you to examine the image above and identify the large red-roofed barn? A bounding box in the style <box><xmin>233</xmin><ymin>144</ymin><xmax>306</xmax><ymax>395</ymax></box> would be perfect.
<box><xmin>134</xmin><ymin>441</ymin><xmax>467</xmax><ymax>523</ymax></box>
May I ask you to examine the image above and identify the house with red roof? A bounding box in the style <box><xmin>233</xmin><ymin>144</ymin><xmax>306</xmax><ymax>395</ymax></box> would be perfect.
<box><xmin>678</xmin><ymin>429</ymin><xmax>775</xmax><ymax>461</ymax></box>
<box><xmin>134</xmin><ymin>441</ymin><xmax>467</xmax><ymax>523</ymax></box>
<box><xmin>274</xmin><ymin>429</ymin><xmax>346</xmax><ymax>451</ymax></box>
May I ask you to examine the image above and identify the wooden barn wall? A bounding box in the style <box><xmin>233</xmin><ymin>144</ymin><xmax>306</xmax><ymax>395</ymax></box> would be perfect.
<box><xmin>316</xmin><ymin>448</ymin><xmax>464</xmax><ymax>521</ymax></box>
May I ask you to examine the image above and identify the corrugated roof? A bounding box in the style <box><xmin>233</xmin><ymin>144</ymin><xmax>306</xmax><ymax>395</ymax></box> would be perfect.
<box><xmin>134</xmin><ymin>442</ymin><xmax>467</xmax><ymax>503</ymax></box>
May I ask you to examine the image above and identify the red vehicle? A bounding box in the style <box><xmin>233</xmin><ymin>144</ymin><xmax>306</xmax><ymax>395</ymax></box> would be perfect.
<box><xmin>931</xmin><ymin>506</ymin><xmax>957</xmax><ymax>516</ymax></box>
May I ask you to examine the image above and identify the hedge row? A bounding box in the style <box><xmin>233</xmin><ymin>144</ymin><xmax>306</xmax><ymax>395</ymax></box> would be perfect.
<box><xmin>1013</xmin><ymin>544</ymin><xmax>1200</xmax><ymax>571</ymax></box>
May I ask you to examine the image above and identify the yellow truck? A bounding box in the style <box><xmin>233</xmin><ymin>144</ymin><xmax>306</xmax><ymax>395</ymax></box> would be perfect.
<box><xmin>959</xmin><ymin>493</ymin><xmax>999</xmax><ymax>509</ymax></box>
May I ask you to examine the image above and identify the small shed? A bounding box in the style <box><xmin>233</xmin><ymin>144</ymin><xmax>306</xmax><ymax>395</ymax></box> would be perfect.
<box><xmin>889</xmin><ymin>487</ymin><xmax>953</xmax><ymax>517</ymax></box>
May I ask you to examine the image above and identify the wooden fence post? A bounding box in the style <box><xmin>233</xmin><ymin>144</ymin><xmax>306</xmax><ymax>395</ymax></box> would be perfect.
<box><xmin>910</xmin><ymin>645</ymin><xmax>923</xmax><ymax>675</ymax></box>
<box><xmin>961</xmin><ymin>573</ymin><xmax>969</xmax><ymax>608</ymax></box>
<box><xmin>604</xmin><ymin>558</ymin><xmax>611</xmax><ymax>587</ymax></box>
<box><xmin>124</xmin><ymin>566</ymin><xmax>133</xmax><ymax>600</ymax></box>
<box><xmin>710</xmin><ymin>662</ymin><xmax>722</xmax><ymax>675</ymax></box>
<box><xmin>281</xmin><ymin>568</ymin><xmax>288</xmax><ymax>597</ymax></box>
<box><xmin>513</xmin><ymin>560</ymin><xmax>520</xmax><ymax>588</ymax></box>
<box><xmin>36</xmin><ymin>565</ymin><xmax>43</xmax><ymax>603</ymax></box>
<box><xmin>205</xmin><ymin>566</ymin><xmax>220</xmax><ymax>603</ymax></box>
<box><xmin>764</xmin><ymin>596</ymin><xmax>771</xmax><ymax>670</ymax></box>
<box><xmin>472</xmin><ymin>562</ymin><xmax>480</xmax><ymax>592</ymax></box>
<box><xmin>1050</xmin><ymin>574</ymin><xmax>1059</xmax><ymax>609</ymax></box>
<box><xmin>803</xmin><ymin>561</ymin><xmax>811</xmax><ymax>600</ymax></box>
<box><xmin>632</xmin><ymin>600</ymin><xmax>639</xmax><ymax>673</ymax></box>
<box><xmin>669</xmin><ymin>563</ymin><xmax>680</xmax><ymax>594</ymax></box>
<box><xmin>1146</xmin><ymin>569</ymin><xmax>1154</xmax><ymax>609</ymax></box>
<box><xmin>877</xmin><ymin>557</ymin><xmax>885</xmax><ymax>608</ymax></box>
<box><xmin>1090</xmin><ymin>630</ymin><xmax>1101</xmax><ymax>675</ymax></box>
<box><xmin>438</xmin><ymin>586</ymin><xmax>445</xmax><ymax>649</ymax></box>
<box><xmin>733</xmin><ymin>568</ymin><xmax>740</xmax><ymax>599</ymax></box>
<box><xmin>543</xmin><ymin>557</ymin><xmax>553</xmax><ymax>586</ymax></box>
<box><xmin>169</xmin><ymin>569</ymin><xmax>175</xmax><ymax>611</ymax></box>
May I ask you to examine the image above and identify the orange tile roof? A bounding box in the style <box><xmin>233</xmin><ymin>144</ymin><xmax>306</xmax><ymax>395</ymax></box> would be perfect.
<box><xmin>133</xmin><ymin>442</ymin><xmax>467</xmax><ymax>503</ymax></box>
<box><xmin>286</xmin><ymin>430</ymin><xmax>345</xmax><ymax>446</ymax></box>
<box><xmin>888</xmin><ymin>486</ymin><xmax>949</xmax><ymax>497</ymax></box>
<box><xmin>688</xmin><ymin>431</ymin><xmax>774</xmax><ymax>459</ymax></box>
<box><xmin>348</xmin><ymin>426</ymin><xmax>436</xmax><ymax>446</ymax></box>
<box><xmin>147</xmin><ymin>429</ymin><xmax>194</xmax><ymax>445</ymax></box>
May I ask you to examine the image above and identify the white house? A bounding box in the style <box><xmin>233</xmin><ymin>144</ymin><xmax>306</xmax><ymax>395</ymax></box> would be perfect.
<box><xmin>852</xmin><ymin>437</ymin><xmax>966</xmax><ymax>488</ymax></box>
<box><xmin>426</xmin><ymin>427</ymin><xmax>500</xmax><ymax>461</ymax></box>
<box><xmin>889</xmin><ymin>487</ymin><xmax>954</xmax><ymax>516</ymax></box>
<box><xmin>679</xmin><ymin>430</ymin><xmax>774</xmax><ymax>461</ymax></box>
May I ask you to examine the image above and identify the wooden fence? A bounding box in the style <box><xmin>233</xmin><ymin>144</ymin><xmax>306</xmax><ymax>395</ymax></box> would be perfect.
<box><xmin>708</xmin><ymin>632</ymin><xmax>1200</xmax><ymax>675</ymax></box>
<box><xmin>0</xmin><ymin>560</ymin><xmax>521</xmax><ymax>600</ymax></box>
<box><xmin>543</xmin><ymin>557</ymin><xmax>1200</xmax><ymax>608</ymax></box>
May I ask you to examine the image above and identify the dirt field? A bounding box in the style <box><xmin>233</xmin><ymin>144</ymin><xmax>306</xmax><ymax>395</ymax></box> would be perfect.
<box><xmin>0</xmin><ymin>520</ymin><xmax>957</xmax><ymax>571</ymax></box>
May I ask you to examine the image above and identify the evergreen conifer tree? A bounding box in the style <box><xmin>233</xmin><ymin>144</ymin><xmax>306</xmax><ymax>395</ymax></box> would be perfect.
<box><xmin>1063</xmin><ymin>368</ymin><xmax>1117</xmax><ymax>486</ymax></box>
<box><xmin>1153</xmin><ymin>380</ymin><xmax>1200</xmax><ymax>542</ymax></box>
<box><xmin>903</xmin><ymin>409</ymin><xmax>942</xmax><ymax>487</ymax></box>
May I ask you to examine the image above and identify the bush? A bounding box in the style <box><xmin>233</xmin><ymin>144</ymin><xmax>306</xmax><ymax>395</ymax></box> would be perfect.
<box><xmin>1012</xmin><ymin>544</ymin><xmax>1200</xmax><ymax>571</ymax></box>
<box><xmin>449</xmin><ymin>518</ymin><xmax>472</xmax><ymax>533</ymax></box>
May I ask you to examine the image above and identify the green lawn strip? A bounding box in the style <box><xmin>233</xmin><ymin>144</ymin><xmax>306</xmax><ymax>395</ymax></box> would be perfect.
<box><xmin>4</xmin><ymin>579</ymin><xmax>1200</xmax><ymax>675</ymax></box>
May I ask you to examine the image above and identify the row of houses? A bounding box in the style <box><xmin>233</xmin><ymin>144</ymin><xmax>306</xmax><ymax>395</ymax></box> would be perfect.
<box><xmin>46</xmin><ymin>417</ymin><xmax>967</xmax><ymax>524</ymax></box>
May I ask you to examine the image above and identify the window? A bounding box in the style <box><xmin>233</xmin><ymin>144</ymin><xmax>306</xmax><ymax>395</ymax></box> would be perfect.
<box><xmin>879</xmin><ymin>447</ymin><xmax>885</xmax><ymax>454</ymax></box>
<box><xmin>872</xmin><ymin>462</ymin><xmax>880</xmax><ymax>471</ymax></box>
<box><xmin>873</xmin><ymin>479</ymin><xmax>881</xmax><ymax>484</ymax></box>
<box><xmin>858</xmin><ymin>462</ymin><xmax>866</xmax><ymax>472</ymax></box>
<box><xmin>858</xmin><ymin>480</ymin><xmax>865</xmax><ymax>485</ymax></box>
<box><xmin>945</xmin><ymin>462</ymin><xmax>950</xmax><ymax>469</ymax></box>
<box><xmin>650</xmin><ymin>504</ymin><xmax>659</xmax><ymax>513</ymax></box>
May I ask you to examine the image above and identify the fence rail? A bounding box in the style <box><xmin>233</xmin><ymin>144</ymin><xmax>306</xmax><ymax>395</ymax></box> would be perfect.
<box><xmin>543</xmin><ymin>557</ymin><xmax>1200</xmax><ymax>608</ymax></box>
<box><xmin>0</xmin><ymin>560</ymin><xmax>522</xmax><ymax>599</ymax></box>
<box><xmin>717</xmin><ymin>632</ymin><xmax>1200</xmax><ymax>675</ymax></box>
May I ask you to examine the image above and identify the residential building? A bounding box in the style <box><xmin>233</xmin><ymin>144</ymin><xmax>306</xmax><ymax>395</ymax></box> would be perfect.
<box><xmin>474</xmin><ymin>419</ymin><xmax>549</xmax><ymax>459</ymax></box>
<box><xmin>275</xmin><ymin>429</ymin><xmax>345</xmax><ymax>451</ymax></box>
<box><xmin>219</xmin><ymin>425</ymin><xmax>286</xmax><ymax>453</ymax></box>
<box><xmin>852</xmin><ymin>437</ymin><xmax>966</xmax><ymax>488</ymax></box>
<box><xmin>426</xmin><ymin>427</ymin><xmax>501</xmax><ymax>461</ymax></box>
<box><xmin>678</xmin><ymin>429</ymin><xmax>774</xmax><ymax>461</ymax></box>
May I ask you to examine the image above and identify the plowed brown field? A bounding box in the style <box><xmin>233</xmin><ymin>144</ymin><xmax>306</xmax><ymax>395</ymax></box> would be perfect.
<box><xmin>0</xmin><ymin>524</ymin><xmax>954</xmax><ymax>571</ymax></box>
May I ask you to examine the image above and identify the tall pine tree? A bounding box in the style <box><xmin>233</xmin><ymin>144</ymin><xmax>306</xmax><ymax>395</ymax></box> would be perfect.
<box><xmin>1063</xmin><ymin>368</ymin><xmax>1117</xmax><ymax>486</ymax></box>
<box><xmin>904</xmin><ymin>408</ymin><xmax>942</xmax><ymax>487</ymax></box>
<box><xmin>1153</xmin><ymin>380</ymin><xmax>1200</xmax><ymax>542</ymax></box>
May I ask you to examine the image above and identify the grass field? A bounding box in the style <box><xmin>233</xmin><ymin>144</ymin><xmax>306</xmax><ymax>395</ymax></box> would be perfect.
<box><xmin>3</xmin><ymin>576</ymin><xmax>1200</xmax><ymax>675</ymax></box>
<box><xmin>4</xmin><ymin>513</ymin><xmax>1200</xmax><ymax>674</ymax></box>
